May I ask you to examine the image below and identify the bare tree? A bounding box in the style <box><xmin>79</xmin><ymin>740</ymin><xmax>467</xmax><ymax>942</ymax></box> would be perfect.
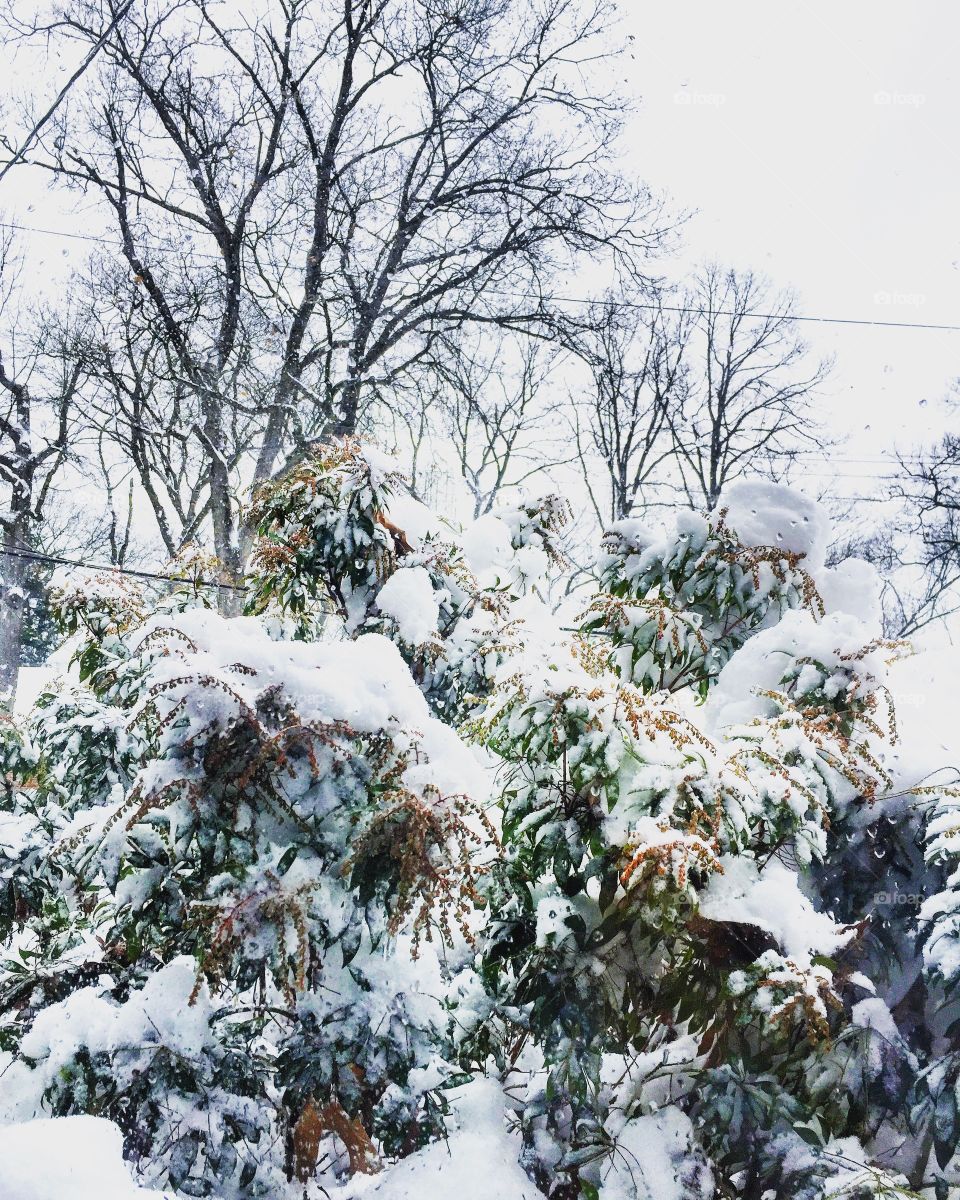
<box><xmin>432</xmin><ymin>333</ymin><xmax>564</xmax><ymax>518</ymax></box>
<box><xmin>568</xmin><ymin>288</ymin><xmax>690</xmax><ymax>523</ymax></box>
<box><xmin>875</xmin><ymin>434</ymin><xmax>960</xmax><ymax>636</ymax></box>
<box><xmin>835</xmin><ymin>522</ymin><xmax>960</xmax><ymax>640</ymax></box>
<box><xmin>0</xmin><ymin>231</ymin><xmax>88</xmax><ymax>701</ymax></box>
<box><xmin>6</xmin><ymin>0</ymin><xmax>663</xmax><ymax>594</ymax></box>
<box><xmin>80</xmin><ymin>259</ymin><xmax>257</xmax><ymax>562</ymax></box>
<box><xmin>668</xmin><ymin>264</ymin><xmax>830</xmax><ymax>509</ymax></box>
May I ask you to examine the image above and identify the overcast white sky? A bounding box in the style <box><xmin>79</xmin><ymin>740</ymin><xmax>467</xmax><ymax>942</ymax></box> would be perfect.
<box><xmin>616</xmin><ymin>0</ymin><xmax>958</xmax><ymax>478</ymax></box>
<box><xmin>1</xmin><ymin>0</ymin><xmax>957</xmax><ymax>488</ymax></box>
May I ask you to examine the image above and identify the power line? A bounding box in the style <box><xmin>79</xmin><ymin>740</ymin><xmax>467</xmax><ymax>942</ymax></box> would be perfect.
<box><xmin>490</xmin><ymin>290</ymin><xmax>960</xmax><ymax>334</ymax></box>
<box><xmin>0</xmin><ymin>219</ymin><xmax>225</xmax><ymax>262</ymax></box>
<box><xmin>0</xmin><ymin>545</ymin><xmax>244</xmax><ymax>593</ymax></box>
<box><xmin>0</xmin><ymin>217</ymin><xmax>959</xmax><ymax>334</ymax></box>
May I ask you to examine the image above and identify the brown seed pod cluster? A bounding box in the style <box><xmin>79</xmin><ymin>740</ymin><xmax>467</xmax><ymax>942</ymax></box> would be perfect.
<box><xmin>347</xmin><ymin>785</ymin><xmax>499</xmax><ymax>957</ymax></box>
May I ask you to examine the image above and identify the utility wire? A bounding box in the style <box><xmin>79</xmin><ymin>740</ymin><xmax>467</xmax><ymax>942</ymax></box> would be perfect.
<box><xmin>489</xmin><ymin>290</ymin><xmax>960</xmax><ymax>334</ymax></box>
<box><xmin>0</xmin><ymin>218</ymin><xmax>225</xmax><ymax>261</ymax></box>
<box><xmin>0</xmin><ymin>474</ymin><xmax>911</xmax><ymax>594</ymax></box>
<box><xmin>0</xmin><ymin>217</ymin><xmax>959</xmax><ymax>334</ymax></box>
<box><xmin>0</xmin><ymin>544</ymin><xmax>244</xmax><ymax>593</ymax></box>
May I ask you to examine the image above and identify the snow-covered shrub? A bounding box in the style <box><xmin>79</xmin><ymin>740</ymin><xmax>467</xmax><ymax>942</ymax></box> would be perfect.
<box><xmin>0</xmin><ymin>566</ymin><xmax>490</xmax><ymax>1195</ymax></box>
<box><xmin>584</xmin><ymin>481</ymin><xmax>826</xmax><ymax>698</ymax></box>
<box><xmin>3</xmin><ymin>445</ymin><xmax>960</xmax><ymax>1200</ymax></box>
<box><xmin>246</xmin><ymin>438</ymin><xmax>406</xmax><ymax>637</ymax></box>
<box><xmin>464</xmin><ymin>478</ymin><xmax>941</xmax><ymax>1198</ymax></box>
<box><xmin>247</xmin><ymin>441</ymin><xmax>538</xmax><ymax>725</ymax></box>
<box><xmin>463</xmin><ymin>493</ymin><xmax>572</xmax><ymax>598</ymax></box>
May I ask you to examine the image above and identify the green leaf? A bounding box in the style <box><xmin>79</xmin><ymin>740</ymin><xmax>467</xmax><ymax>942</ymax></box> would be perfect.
<box><xmin>167</xmin><ymin>1132</ymin><xmax>201</xmax><ymax>1189</ymax></box>
<box><xmin>934</xmin><ymin>1086</ymin><xmax>958</xmax><ymax>1169</ymax></box>
<box><xmin>598</xmin><ymin>866</ymin><xmax>618</xmax><ymax>914</ymax></box>
<box><xmin>276</xmin><ymin>846</ymin><xmax>298</xmax><ymax>877</ymax></box>
<box><xmin>564</xmin><ymin>913</ymin><xmax>588</xmax><ymax>948</ymax></box>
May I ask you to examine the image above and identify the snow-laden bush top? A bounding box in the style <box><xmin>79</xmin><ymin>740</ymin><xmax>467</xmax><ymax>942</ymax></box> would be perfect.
<box><xmin>1</xmin><ymin>443</ymin><xmax>956</xmax><ymax>1200</ymax></box>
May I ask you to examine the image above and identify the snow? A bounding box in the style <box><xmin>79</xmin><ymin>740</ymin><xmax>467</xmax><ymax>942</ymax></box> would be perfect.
<box><xmin>0</xmin><ymin>1116</ymin><xmax>163</xmax><ymax>1199</ymax></box>
<box><xmin>534</xmin><ymin>893</ymin><xmax>577</xmax><ymax>947</ymax></box>
<box><xmin>704</xmin><ymin>608</ymin><xmax>880</xmax><ymax>732</ymax></box>
<box><xmin>13</xmin><ymin>665</ymin><xmax>60</xmax><ymax>714</ymax></box>
<box><xmin>598</xmin><ymin>1107</ymin><xmax>713</xmax><ymax>1200</ymax></box>
<box><xmin>336</xmin><ymin>1080</ymin><xmax>540</xmax><ymax>1200</ymax></box>
<box><xmin>713</xmin><ymin>479</ymin><xmax>829</xmax><ymax>569</ymax></box>
<box><xmin>384</xmin><ymin>493</ymin><xmax>447</xmax><ymax>546</ymax></box>
<box><xmin>18</xmin><ymin>958</ymin><xmax>214</xmax><ymax>1069</ymax></box>
<box><xmin>885</xmin><ymin>645</ymin><xmax>960</xmax><ymax>789</ymax></box>
<box><xmin>821</xmin><ymin>1135</ymin><xmax>912</xmax><ymax>1197</ymax></box>
<box><xmin>375</xmin><ymin>565</ymin><xmax>440</xmax><ymax>644</ymax></box>
<box><xmin>850</xmin><ymin>996</ymin><xmax>902</xmax><ymax>1043</ymax></box>
<box><xmin>461</xmin><ymin>513</ymin><xmax>513</xmax><ymax>581</ymax></box>
<box><xmin>460</xmin><ymin>502</ymin><xmax>556</xmax><ymax>593</ymax></box>
<box><xmin>699</xmin><ymin>856</ymin><xmax>852</xmax><ymax>966</ymax></box>
<box><xmin>0</xmin><ymin>961</ymin><xmax>217</xmax><ymax>1130</ymax></box>
<box><xmin>817</xmin><ymin>557</ymin><xmax>883</xmax><ymax>631</ymax></box>
<box><xmin>140</xmin><ymin>613</ymin><xmax>386</xmax><ymax>733</ymax></box>
<box><xmin>359</xmin><ymin>444</ymin><xmax>404</xmax><ymax>486</ymax></box>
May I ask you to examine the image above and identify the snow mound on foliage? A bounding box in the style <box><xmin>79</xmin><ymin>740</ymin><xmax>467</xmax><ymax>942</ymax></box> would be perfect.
<box><xmin>384</xmin><ymin>492</ymin><xmax>447</xmax><ymax>546</ymax></box>
<box><xmin>699</xmin><ymin>856</ymin><xmax>852</xmax><ymax>966</ymax></box>
<box><xmin>19</xmin><ymin>957</ymin><xmax>213</xmax><ymax>1072</ymax></box>
<box><xmin>461</xmin><ymin>500</ymin><xmax>556</xmax><ymax>592</ymax></box>
<box><xmin>0</xmin><ymin>1116</ymin><xmax>162</xmax><ymax>1199</ymax></box>
<box><xmin>339</xmin><ymin>1079</ymin><xmax>539</xmax><ymax>1200</ymax></box>
<box><xmin>375</xmin><ymin>565</ymin><xmax>440</xmax><ymax>644</ymax></box>
<box><xmin>137</xmin><ymin>610</ymin><xmax>485</xmax><ymax>802</ymax></box>
<box><xmin>601</xmin><ymin>1107</ymin><xmax>713</xmax><ymax>1200</ymax></box>
<box><xmin>147</xmin><ymin>611</ymin><xmax>416</xmax><ymax>733</ymax></box>
<box><xmin>818</xmin><ymin>556</ymin><xmax>883</xmax><ymax>629</ymax></box>
<box><xmin>705</xmin><ymin>608</ymin><xmax>882</xmax><ymax>732</ymax></box>
<box><xmin>462</xmin><ymin>512</ymin><xmax>513</xmax><ymax>579</ymax></box>
<box><xmin>0</xmin><ymin>959</ymin><xmax>215</xmax><ymax>1127</ymax></box>
<box><xmin>714</xmin><ymin>479</ymin><xmax>828</xmax><ymax>569</ymax></box>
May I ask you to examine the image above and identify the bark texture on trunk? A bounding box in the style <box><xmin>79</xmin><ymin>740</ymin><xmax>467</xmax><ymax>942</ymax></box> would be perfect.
<box><xmin>0</xmin><ymin>520</ymin><xmax>29</xmax><ymax>706</ymax></box>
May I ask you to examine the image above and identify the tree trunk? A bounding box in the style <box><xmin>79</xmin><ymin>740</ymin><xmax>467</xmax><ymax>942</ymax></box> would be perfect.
<box><xmin>0</xmin><ymin>519</ymin><xmax>30</xmax><ymax>706</ymax></box>
<box><xmin>200</xmin><ymin>377</ymin><xmax>243</xmax><ymax>616</ymax></box>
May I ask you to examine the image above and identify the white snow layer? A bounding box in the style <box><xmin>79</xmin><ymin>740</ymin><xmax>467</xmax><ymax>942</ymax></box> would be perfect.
<box><xmin>704</xmin><ymin>608</ymin><xmax>881</xmax><ymax>733</ymax></box>
<box><xmin>375</xmin><ymin>565</ymin><xmax>440</xmax><ymax>644</ymax></box>
<box><xmin>714</xmin><ymin>479</ymin><xmax>829</xmax><ymax>568</ymax></box>
<box><xmin>461</xmin><ymin>512</ymin><xmax>513</xmax><ymax>579</ymax></box>
<box><xmin>0</xmin><ymin>1116</ymin><xmax>163</xmax><ymax>1200</ymax></box>
<box><xmin>817</xmin><ymin>557</ymin><xmax>883</xmax><ymax>628</ymax></box>
<box><xmin>336</xmin><ymin>1080</ymin><xmax>540</xmax><ymax>1200</ymax></box>
<box><xmin>699</xmin><ymin>856</ymin><xmax>852</xmax><ymax>967</ymax></box>
<box><xmin>599</xmin><ymin>1107</ymin><xmax>712</xmax><ymax>1200</ymax></box>
<box><xmin>135</xmin><ymin>611</ymin><xmax>485</xmax><ymax>803</ymax></box>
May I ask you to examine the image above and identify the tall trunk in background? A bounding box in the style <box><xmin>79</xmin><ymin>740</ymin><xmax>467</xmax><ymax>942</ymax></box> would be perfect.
<box><xmin>204</xmin><ymin>427</ymin><xmax>243</xmax><ymax>616</ymax></box>
<box><xmin>0</xmin><ymin>376</ymin><xmax>35</xmax><ymax>706</ymax></box>
<box><xmin>0</xmin><ymin>495</ymin><xmax>30</xmax><ymax>706</ymax></box>
<box><xmin>0</xmin><ymin>340</ymin><xmax>82</xmax><ymax>707</ymax></box>
<box><xmin>199</xmin><ymin>368</ymin><xmax>243</xmax><ymax>616</ymax></box>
